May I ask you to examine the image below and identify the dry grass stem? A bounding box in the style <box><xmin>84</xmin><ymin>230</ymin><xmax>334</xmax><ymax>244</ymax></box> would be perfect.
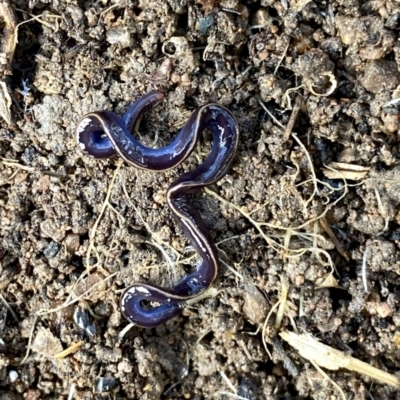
<box><xmin>323</xmin><ymin>162</ymin><xmax>370</xmax><ymax>180</ymax></box>
<box><xmin>280</xmin><ymin>331</ymin><xmax>400</xmax><ymax>387</ymax></box>
<box><xmin>0</xmin><ymin>158</ymin><xmax>35</xmax><ymax>171</ymax></box>
<box><xmin>274</xmin><ymin>37</ymin><xmax>290</xmax><ymax>76</ymax></box>
<box><xmin>319</xmin><ymin>216</ymin><xmax>350</xmax><ymax>261</ymax></box>
<box><xmin>362</xmin><ymin>244</ymin><xmax>370</xmax><ymax>294</ymax></box>
<box><xmin>0</xmin><ymin>292</ymin><xmax>18</xmax><ymax>321</ymax></box>
<box><xmin>19</xmin><ymin>315</ymin><xmax>37</xmax><ymax>365</ymax></box>
<box><xmin>219</xmin><ymin>371</ymin><xmax>237</xmax><ymax>394</ymax></box>
<box><xmin>261</xmin><ymin>299</ymin><xmax>281</xmax><ymax>359</ymax></box>
<box><xmin>0</xmin><ymin>1</ymin><xmax>17</xmax><ymax>75</ymax></box>
<box><xmin>67</xmin><ymin>383</ymin><xmax>76</xmax><ymax>400</ymax></box>
<box><xmin>53</xmin><ymin>341</ymin><xmax>85</xmax><ymax>359</ymax></box>
<box><xmin>118</xmin><ymin>323</ymin><xmax>135</xmax><ymax>340</ymax></box>
<box><xmin>0</xmin><ymin>81</ymin><xmax>12</xmax><ymax>124</ymax></box>
<box><xmin>214</xmin><ymin>392</ymin><xmax>251</xmax><ymax>400</ymax></box>
<box><xmin>374</xmin><ymin>188</ymin><xmax>389</xmax><ymax>233</ymax></box>
<box><xmin>275</xmin><ymin>280</ymin><xmax>289</xmax><ymax>329</ymax></box>
<box><xmin>238</xmin><ymin>339</ymin><xmax>252</xmax><ymax>360</ymax></box>
<box><xmin>194</xmin><ymin>329</ymin><xmax>213</xmax><ymax>347</ymax></box>
<box><xmin>15</xmin><ymin>8</ymin><xmax>62</xmax><ymax>32</ymax></box>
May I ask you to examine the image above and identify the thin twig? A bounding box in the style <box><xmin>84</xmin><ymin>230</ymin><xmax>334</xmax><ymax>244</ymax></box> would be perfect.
<box><xmin>283</xmin><ymin>96</ymin><xmax>301</xmax><ymax>141</ymax></box>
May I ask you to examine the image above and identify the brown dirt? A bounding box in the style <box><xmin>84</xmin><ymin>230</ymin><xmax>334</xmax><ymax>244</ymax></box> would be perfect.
<box><xmin>1</xmin><ymin>0</ymin><xmax>400</xmax><ymax>399</ymax></box>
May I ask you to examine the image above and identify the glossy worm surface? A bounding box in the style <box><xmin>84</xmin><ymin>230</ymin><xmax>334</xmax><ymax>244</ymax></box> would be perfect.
<box><xmin>76</xmin><ymin>92</ymin><xmax>239</xmax><ymax>328</ymax></box>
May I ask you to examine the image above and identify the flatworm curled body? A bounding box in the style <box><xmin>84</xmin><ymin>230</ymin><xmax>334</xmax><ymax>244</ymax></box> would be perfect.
<box><xmin>76</xmin><ymin>91</ymin><xmax>239</xmax><ymax>328</ymax></box>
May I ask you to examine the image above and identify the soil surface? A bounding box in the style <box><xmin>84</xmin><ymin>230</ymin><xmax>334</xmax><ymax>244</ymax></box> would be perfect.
<box><xmin>1</xmin><ymin>0</ymin><xmax>400</xmax><ymax>399</ymax></box>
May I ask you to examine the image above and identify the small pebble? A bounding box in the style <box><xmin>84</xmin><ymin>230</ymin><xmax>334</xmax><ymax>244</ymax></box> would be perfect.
<box><xmin>8</xmin><ymin>370</ymin><xmax>18</xmax><ymax>382</ymax></box>
<box><xmin>242</xmin><ymin>285</ymin><xmax>269</xmax><ymax>325</ymax></box>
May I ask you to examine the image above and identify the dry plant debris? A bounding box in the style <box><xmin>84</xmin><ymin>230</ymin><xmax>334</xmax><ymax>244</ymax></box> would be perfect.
<box><xmin>323</xmin><ymin>162</ymin><xmax>370</xmax><ymax>181</ymax></box>
<box><xmin>0</xmin><ymin>82</ymin><xmax>12</xmax><ymax>125</ymax></box>
<box><xmin>0</xmin><ymin>0</ymin><xmax>16</xmax><ymax>125</ymax></box>
<box><xmin>0</xmin><ymin>0</ymin><xmax>16</xmax><ymax>77</ymax></box>
<box><xmin>280</xmin><ymin>331</ymin><xmax>400</xmax><ymax>387</ymax></box>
